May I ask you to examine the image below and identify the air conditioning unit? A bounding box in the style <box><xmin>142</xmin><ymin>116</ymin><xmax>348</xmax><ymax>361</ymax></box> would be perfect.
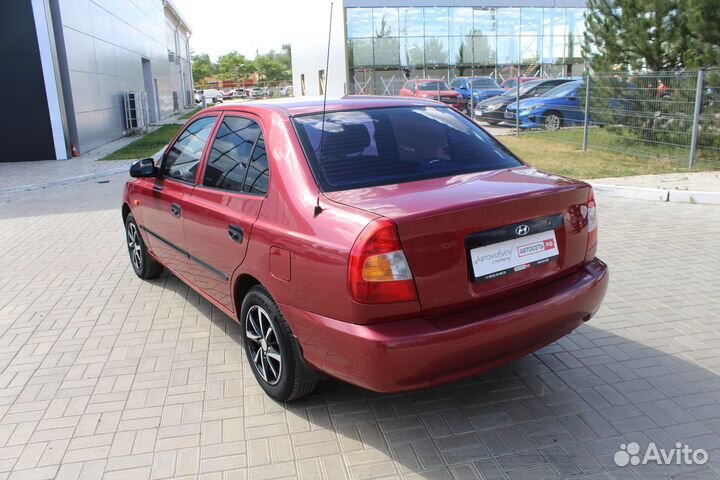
<box><xmin>123</xmin><ymin>91</ymin><xmax>149</xmax><ymax>133</ymax></box>
<box><xmin>168</xmin><ymin>51</ymin><xmax>175</xmax><ymax>62</ymax></box>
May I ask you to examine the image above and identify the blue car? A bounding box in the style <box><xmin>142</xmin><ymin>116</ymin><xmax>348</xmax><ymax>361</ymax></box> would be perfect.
<box><xmin>504</xmin><ymin>80</ymin><xmax>585</xmax><ymax>130</ymax></box>
<box><xmin>450</xmin><ymin>77</ymin><xmax>505</xmax><ymax>114</ymax></box>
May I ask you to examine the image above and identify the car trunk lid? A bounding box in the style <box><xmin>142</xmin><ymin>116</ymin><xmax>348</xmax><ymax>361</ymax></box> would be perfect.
<box><xmin>325</xmin><ymin>167</ymin><xmax>592</xmax><ymax>315</ymax></box>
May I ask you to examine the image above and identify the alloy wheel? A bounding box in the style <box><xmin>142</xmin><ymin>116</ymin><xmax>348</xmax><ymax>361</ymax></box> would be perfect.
<box><xmin>126</xmin><ymin>222</ymin><xmax>143</xmax><ymax>271</ymax></box>
<box><xmin>245</xmin><ymin>305</ymin><xmax>283</xmax><ymax>385</ymax></box>
<box><xmin>544</xmin><ymin>114</ymin><xmax>561</xmax><ymax>131</ymax></box>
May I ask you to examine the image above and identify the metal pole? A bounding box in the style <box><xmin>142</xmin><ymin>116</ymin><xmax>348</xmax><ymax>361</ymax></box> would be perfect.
<box><xmin>582</xmin><ymin>74</ymin><xmax>591</xmax><ymax>151</ymax></box>
<box><xmin>516</xmin><ymin>48</ymin><xmax>520</xmax><ymax>137</ymax></box>
<box><xmin>469</xmin><ymin>84</ymin><xmax>474</xmax><ymax>118</ymax></box>
<box><xmin>689</xmin><ymin>69</ymin><xmax>704</xmax><ymax>168</ymax></box>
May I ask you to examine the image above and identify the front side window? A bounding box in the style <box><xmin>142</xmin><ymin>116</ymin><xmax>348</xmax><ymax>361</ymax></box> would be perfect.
<box><xmin>203</xmin><ymin>116</ymin><xmax>261</xmax><ymax>192</ymax></box>
<box><xmin>417</xmin><ymin>81</ymin><xmax>450</xmax><ymax>91</ymax></box>
<box><xmin>163</xmin><ymin>116</ymin><xmax>217</xmax><ymax>183</ymax></box>
<box><xmin>293</xmin><ymin>107</ymin><xmax>522</xmax><ymax>192</ymax></box>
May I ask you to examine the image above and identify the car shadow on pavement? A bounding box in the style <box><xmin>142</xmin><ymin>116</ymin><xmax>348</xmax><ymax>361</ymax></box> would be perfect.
<box><xmin>288</xmin><ymin>323</ymin><xmax>720</xmax><ymax>479</ymax></box>
<box><xmin>154</xmin><ymin>273</ymin><xmax>720</xmax><ymax>480</ymax></box>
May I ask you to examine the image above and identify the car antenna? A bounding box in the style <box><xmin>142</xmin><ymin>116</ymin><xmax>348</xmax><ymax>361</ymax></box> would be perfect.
<box><xmin>314</xmin><ymin>1</ymin><xmax>333</xmax><ymax>218</ymax></box>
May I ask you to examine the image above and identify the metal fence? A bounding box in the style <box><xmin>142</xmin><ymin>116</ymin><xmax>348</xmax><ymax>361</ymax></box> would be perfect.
<box><xmin>520</xmin><ymin>69</ymin><xmax>720</xmax><ymax>169</ymax></box>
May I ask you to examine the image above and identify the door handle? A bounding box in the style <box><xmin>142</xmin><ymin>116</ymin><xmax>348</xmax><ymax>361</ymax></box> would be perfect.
<box><xmin>228</xmin><ymin>225</ymin><xmax>244</xmax><ymax>243</ymax></box>
<box><xmin>170</xmin><ymin>203</ymin><xmax>181</xmax><ymax>218</ymax></box>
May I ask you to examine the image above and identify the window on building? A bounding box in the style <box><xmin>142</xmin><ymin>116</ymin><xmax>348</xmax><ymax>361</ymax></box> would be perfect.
<box><xmin>203</xmin><ymin>116</ymin><xmax>261</xmax><ymax>193</ymax></box>
<box><xmin>373</xmin><ymin>8</ymin><xmax>399</xmax><ymax>37</ymax></box>
<box><xmin>399</xmin><ymin>8</ymin><xmax>423</xmax><ymax>36</ymax></box>
<box><xmin>319</xmin><ymin>70</ymin><xmax>325</xmax><ymax>95</ymax></box>
<box><xmin>347</xmin><ymin>8</ymin><xmax>373</xmax><ymax>38</ymax></box>
<box><xmin>163</xmin><ymin>116</ymin><xmax>217</xmax><ymax>183</ymax></box>
<box><xmin>301</xmin><ymin>74</ymin><xmax>306</xmax><ymax>95</ymax></box>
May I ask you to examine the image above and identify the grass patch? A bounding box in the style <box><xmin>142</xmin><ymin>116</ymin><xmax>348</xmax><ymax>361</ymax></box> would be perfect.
<box><xmin>181</xmin><ymin>107</ymin><xmax>201</xmax><ymax>120</ymax></box>
<box><xmin>101</xmin><ymin>125</ymin><xmax>181</xmax><ymax>161</ymax></box>
<box><xmin>498</xmin><ymin>133</ymin><xmax>697</xmax><ymax>179</ymax></box>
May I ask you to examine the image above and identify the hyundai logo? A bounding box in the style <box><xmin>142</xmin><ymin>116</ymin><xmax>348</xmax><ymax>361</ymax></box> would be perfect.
<box><xmin>515</xmin><ymin>224</ymin><xmax>530</xmax><ymax>236</ymax></box>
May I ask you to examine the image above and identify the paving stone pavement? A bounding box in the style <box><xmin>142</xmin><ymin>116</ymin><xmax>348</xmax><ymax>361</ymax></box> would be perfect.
<box><xmin>0</xmin><ymin>184</ymin><xmax>719</xmax><ymax>480</ymax></box>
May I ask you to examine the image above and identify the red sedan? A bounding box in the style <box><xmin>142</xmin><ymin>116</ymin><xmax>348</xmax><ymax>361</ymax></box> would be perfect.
<box><xmin>122</xmin><ymin>97</ymin><xmax>608</xmax><ymax>401</ymax></box>
<box><xmin>399</xmin><ymin>79</ymin><xmax>463</xmax><ymax>108</ymax></box>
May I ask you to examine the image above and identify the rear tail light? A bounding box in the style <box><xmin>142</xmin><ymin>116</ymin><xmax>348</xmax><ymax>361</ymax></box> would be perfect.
<box><xmin>585</xmin><ymin>188</ymin><xmax>598</xmax><ymax>260</ymax></box>
<box><xmin>348</xmin><ymin>219</ymin><xmax>418</xmax><ymax>304</ymax></box>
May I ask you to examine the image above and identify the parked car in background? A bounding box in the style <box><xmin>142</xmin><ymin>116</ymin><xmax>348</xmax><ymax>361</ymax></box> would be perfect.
<box><xmin>223</xmin><ymin>90</ymin><xmax>236</xmax><ymax>100</ymax></box>
<box><xmin>505</xmin><ymin>80</ymin><xmax>584</xmax><ymax>130</ymax></box>
<box><xmin>250</xmin><ymin>87</ymin><xmax>266</xmax><ymax>99</ymax></box>
<box><xmin>399</xmin><ymin>79</ymin><xmax>462</xmax><ymax>109</ymax></box>
<box><xmin>500</xmin><ymin>77</ymin><xmax>537</xmax><ymax>89</ymax></box>
<box><xmin>450</xmin><ymin>77</ymin><xmax>505</xmax><ymax>114</ymax></box>
<box><xmin>474</xmin><ymin>78</ymin><xmax>577</xmax><ymax>125</ymax></box>
<box><xmin>122</xmin><ymin>96</ymin><xmax>607</xmax><ymax>401</ymax></box>
<box><xmin>195</xmin><ymin>89</ymin><xmax>222</xmax><ymax>104</ymax></box>
<box><xmin>280</xmin><ymin>86</ymin><xmax>294</xmax><ymax>97</ymax></box>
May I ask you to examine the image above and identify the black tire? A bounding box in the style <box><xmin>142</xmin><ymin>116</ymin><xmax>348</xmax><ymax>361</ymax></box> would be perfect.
<box><xmin>486</xmin><ymin>120</ymin><xmax>501</xmax><ymax>126</ymax></box>
<box><xmin>125</xmin><ymin>213</ymin><xmax>163</xmax><ymax>279</ymax></box>
<box><xmin>241</xmin><ymin>285</ymin><xmax>318</xmax><ymax>401</ymax></box>
<box><xmin>543</xmin><ymin>110</ymin><xmax>563</xmax><ymax>131</ymax></box>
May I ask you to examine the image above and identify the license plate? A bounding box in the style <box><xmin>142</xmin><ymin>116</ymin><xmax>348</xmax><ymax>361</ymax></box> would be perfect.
<box><xmin>475</xmin><ymin>110</ymin><xmax>482</xmax><ymax>116</ymax></box>
<box><xmin>505</xmin><ymin>111</ymin><xmax>515</xmax><ymax>119</ymax></box>
<box><xmin>469</xmin><ymin>230</ymin><xmax>559</xmax><ymax>282</ymax></box>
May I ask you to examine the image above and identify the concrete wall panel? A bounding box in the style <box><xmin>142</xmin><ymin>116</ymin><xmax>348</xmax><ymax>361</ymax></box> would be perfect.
<box><xmin>57</xmin><ymin>0</ymin><xmax>192</xmax><ymax>154</ymax></box>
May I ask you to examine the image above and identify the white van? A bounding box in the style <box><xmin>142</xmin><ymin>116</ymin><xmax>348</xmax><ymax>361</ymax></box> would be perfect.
<box><xmin>195</xmin><ymin>89</ymin><xmax>223</xmax><ymax>104</ymax></box>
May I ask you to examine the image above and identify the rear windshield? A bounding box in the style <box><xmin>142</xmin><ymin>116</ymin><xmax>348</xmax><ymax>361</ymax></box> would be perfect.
<box><xmin>417</xmin><ymin>81</ymin><xmax>450</xmax><ymax>91</ymax></box>
<box><xmin>502</xmin><ymin>80</ymin><xmax>542</xmax><ymax>96</ymax></box>
<box><xmin>293</xmin><ymin>106</ymin><xmax>522</xmax><ymax>191</ymax></box>
<box><xmin>471</xmin><ymin>78</ymin><xmax>499</xmax><ymax>88</ymax></box>
<box><xmin>542</xmin><ymin>81</ymin><xmax>582</xmax><ymax>97</ymax></box>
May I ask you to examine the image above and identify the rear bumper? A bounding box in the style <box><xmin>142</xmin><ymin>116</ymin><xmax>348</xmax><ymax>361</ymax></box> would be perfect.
<box><xmin>283</xmin><ymin>258</ymin><xmax>608</xmax><ymax>393</ymax></box>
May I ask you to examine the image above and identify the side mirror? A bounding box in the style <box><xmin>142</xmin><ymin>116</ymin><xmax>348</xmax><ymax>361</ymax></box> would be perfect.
<box><xmin>568</xmin><ymin>95</ymin><xmax>577</xmax><ymax>101</ymax></box>
<box><xmin>130</xmin><ymin>158</ymin><xmax>159</xmax><ymax>178</ymax></box>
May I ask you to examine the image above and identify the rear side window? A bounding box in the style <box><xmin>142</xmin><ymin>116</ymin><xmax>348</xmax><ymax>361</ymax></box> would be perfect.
<box><xmin>203</xmin><ymin>116</ymin><xmax>261</xmax><ymax>192</ymax></box>
<box><xmin>163</xmin><ymin>116</ymin><xmax>217</xmax><ymax>183</ymax></box>
<box><xmin>293</xmin><ymin>106</ymin><xmax>522</xmax><ymax>191</ymax></box>
<box><xmin>243</xmin><ymin>135</ymin><xmax>269</xmax><ymax>194</ymax></box>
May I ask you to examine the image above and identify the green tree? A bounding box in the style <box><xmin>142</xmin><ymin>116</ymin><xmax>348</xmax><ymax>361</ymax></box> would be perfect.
<box><xmin>255</xmin><ymin>48</ymin><xmax>291</xmax><ymax>83</ymax></box>
<box><xmin>191</xmin><ymin>53</ymin><xmax>216</xmax><ymax>83</ymax></box>
<box><xmin>583</xmin><ymin>0</ymin><xmax>688</xmax><ymax>71</ymax></box>
<box><xmin>280</xmin><ymin>43</ymin><xmax>292</xmax><ymax>70</ymax></box>
<box><xmin>217</xmin><ymin>51</ymin><xmax>255</xmax><ymax>83</ymax></box>
<box><xmin>583</xmin><ymin>0</ymin><xmax>720</xmax><ymax>70</ymax></box>
<box><xmin>684</xmin><ymin>0</ymin><xmax>720</xmax><ymax>67</ymax></box>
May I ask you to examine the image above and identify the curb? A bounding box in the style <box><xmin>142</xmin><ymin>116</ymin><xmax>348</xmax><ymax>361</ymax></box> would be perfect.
<box><xmin>0</xmin><ymin>147</ymin><xmax>167</xmax><ymax>197</ymax></box>
<box><xmin>590</xmin><ymin>183</ymin><xmax>720</xmax><ymax>205</ymax></box>
<box><xmin>0</xmin><ymin>165</ymin><xmax>130</xmax><ymax>196</ymax></box>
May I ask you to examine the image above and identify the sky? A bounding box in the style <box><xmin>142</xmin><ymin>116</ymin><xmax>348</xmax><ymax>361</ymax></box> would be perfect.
<box><xmin>172</xmin><ymin>0</ymin><xmax>316</xmax><ymax>60</ymax></box>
